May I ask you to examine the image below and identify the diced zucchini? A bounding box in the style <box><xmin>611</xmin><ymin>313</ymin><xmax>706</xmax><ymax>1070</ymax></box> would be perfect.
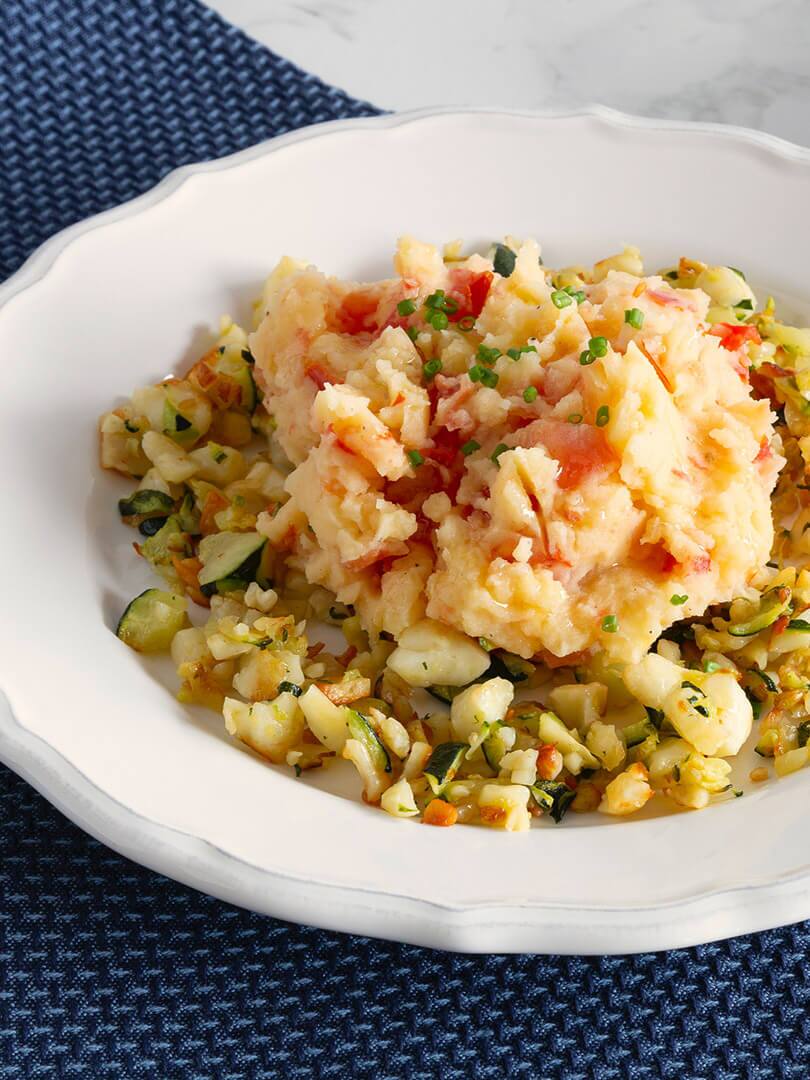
<box><xmin>162</xmin><ymin>398</ymin><xmax>201</xmax><ymax>448</ymax></box>
<box><xmin>426</xmin><ymin>684</ymin><xmax>465</xmax><ymax>704</ymax></box>
<box><xmin>118</xmin><ymin>489</ymin><xmax>176</xmax><ymax>519</ymax></box>
<box><xmin>727</xmin><ymin>587</ymin><xmax>791</xmax><ymax>637</ymax></box>
<box><xmin>489</xmin><ymin>650</ymin><xmax>535</xmax><ymax>683</ymax></box>
<box><xmin>423</xmin><ymin>742</ymin><xmax>467</xmax><ymax>795</ymax></box>
<box><xmin>177</xmin><ymin>491</ymin><xmax>201</xmax><ymax>535</ymax></box>
<box><xmin>482</xmin><ymin>726</ymin><xmax>508</xmax><ymax>773</ymax></box>
<box><xmin>346</xmin><ymin>709</ymin><xmax>391</xmax><ymax>774</ymax></box>
<box><xmin>530</xmin><ymin>780</ymin><xmax>576</xmax><ymax>823</ymax></box>
<box><xmin>621</xmin><ymin>716</ymin><xmax>659</xmax><ymax>748</ymax></box>
<box><xmin>197</xmin><ymin>531</ymin><xmax>266</xmax><ymax>588</ymax></box>
<box><xmin>116</xmin><ymin>589</ymin><xmax>188</xmax><ymax>652</ymax></box>
<box><xmin>138</xmin><ymin>517</ymin><xmax>167</xmax><ymax>537</ymax></box>
<box><xmin>536</xmin><ymin>712</ymin><xmax>599</xmax><ymax>770</ymax></box>
<box><xmin>755</xmin><ymin>728</ymin><xmax>780</xmax><ymax>757</ymax></box>
<box><xmin>140</xmin><ymin>514</ymin><xmax>191</xmax><ymax>567</ymax></box>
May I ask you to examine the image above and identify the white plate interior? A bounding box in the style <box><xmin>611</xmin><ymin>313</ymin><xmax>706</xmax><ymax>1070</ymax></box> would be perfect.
<box><xmin>2</xmin><ymin>108</ymin><xmax>810</xmax><ymax>952</ymax></box>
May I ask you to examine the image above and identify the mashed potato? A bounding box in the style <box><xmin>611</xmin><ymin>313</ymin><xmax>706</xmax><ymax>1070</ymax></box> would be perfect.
<box><xmin>251</xmin><ymin>239</ymin><xmax>782</xmax><ymax>664</ymax></box>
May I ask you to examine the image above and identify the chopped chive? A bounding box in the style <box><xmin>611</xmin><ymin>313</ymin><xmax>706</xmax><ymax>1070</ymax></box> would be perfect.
<box><xmin>429</xmin><ymin>310</ymin><xmax>449</xmax><ymax>331</ymax></box>
<box><xmin>407</xmin><ymin>450</ymin><xmax>424</xmax><ymax>468</ymax></box>
<box><xmin>567</xmin><ymin>413</ymin><xmax>583</xmax><ymax>424</ymax></box>
<box><xmin>477</xmin><ymin>345</ymin><xmax>502</xmax><ymax>365</ymax></box>
<box><xmin>596</xmin><ymin>405</ymin><xmax>610</xmax><ymax>427</ymax></box>
<box><xmin>579</xmin><ymin>350</ymin><xmax>595</xmax><ymax>366</ymax></box>
<box><xmin>523</xmin><ymin>386</ymin><xmax>539</xmax><ymax>403</ymax></box>
<box><xmin>425</xmin><ymin>290</ymin><xmax>446</xmax><ymax>310</ymax></box>
<box><xmin>406</xmin><ymin>326</ymin><xmax>419</xmax><ymax>342</ymax></box>
<box><xmin>443</xmin><ymin>296</ymin><xmax>459</xmax><ymax>315</ymax></box>
<box><xmin>423</xmin><ymin>358</ymin><xmax>442</xmax><ymax>380</ymax></box>
<box><xmin>507</xmin><ymin>345</ymin><xmax>537</xmax><ymax>360</ymax></box>
<box><xmin>589</xmin><ymin>336</ymin><xmax>608</xmax><ymax>357</ymax></box>
<box><xmin>468</xmin><ymin>364</ymin><xmax>485</xmax><ymax>382</ymax></box>
<box><xmin>461</xmin><ymin>439</ymin><xmax>481</xmax><ymax>456</ymax></box>
<box><xmin>564</xmin><ymin>285</ymin><xmax>586</xmax><ymax>304</ymax></box>
<box><xmin>551</xmin><ymin>290</ymin><xmax>573</xmax><ymax>309</ymax></box>
<box><xmin>397</xmin><ymin>298</ymin><xmax>416</xmax><ymax>316</ymax></box>
<box><xmin>735</xmin><ymin>298</ymin><xmax>753</xmax><ymax>311</ymax></box>
<box><xmin>601</xmin><ymin>615</ymin><xmax>618</xmax><ymax>634</ymax></box>
<box><xmin>729</xmin><ymin>267</ymin><xmax>746</xmax><ymax>280</ymax></box>
<box><xmin>491</xmin><ymin>443</ymin><xmax>509</xmax><ymax>465</ymax></box>
<box><xmin>457</xmin><ymin>315</ymin><xmax>476</xmax><ymax>332</ymax></box>
<box><xmin>624</xmin><ymin>308</ymin><xmax>644</xmax><ymax>329</ymax></box>
<box><xmin>670</xmin><ymin>594</ymin><xmax>688</xmax><ymax>606</ymax></box>
<box><xmin>479</xmin><ymin>368</ymin><xmax>499</xmax><ymax>389</ymax></box>
<box><xmin>493</xmin><ymin>243</ymin><xmax>517</xmax><ymax>278</ymax></box>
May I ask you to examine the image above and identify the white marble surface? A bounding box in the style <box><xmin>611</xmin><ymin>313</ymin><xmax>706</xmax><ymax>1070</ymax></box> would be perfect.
<box><xmin>210</xmin><ymin>0</ymin><xmax>810</xmax><ymax>147</ymax></box>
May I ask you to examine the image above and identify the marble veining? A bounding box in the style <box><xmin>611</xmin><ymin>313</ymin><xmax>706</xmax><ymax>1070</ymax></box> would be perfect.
<box><xmin>211</xmin><ymin>0</ymin><xmax>810</xmax><ymax>146</ymax></box>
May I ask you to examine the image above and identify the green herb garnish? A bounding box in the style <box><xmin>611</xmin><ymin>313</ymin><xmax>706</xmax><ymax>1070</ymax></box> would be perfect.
<box><xmin>523</xmin><ymin>386</ymin><xmax>538</xmax><ymax>403</ymax></box>
<box><xmin>624</xmin><ymin>308</ymin><xmax>645</xmax><ymax>329</ymax></box>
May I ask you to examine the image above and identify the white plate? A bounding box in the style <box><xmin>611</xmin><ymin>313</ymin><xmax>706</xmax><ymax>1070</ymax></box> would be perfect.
<box><xmin>2</xmin><ymin>107</ymin><xmax>810</xmax><ymax>955</ymax></box>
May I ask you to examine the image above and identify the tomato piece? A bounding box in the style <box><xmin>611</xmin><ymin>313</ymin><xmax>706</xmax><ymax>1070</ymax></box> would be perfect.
<box><xmin>527</xmin><ymin>419</ymin><xmax>617</xmax><ymax>490</ymax></box>
<box><xmin>755</xmin><ymin>439</ymin><xmax>773</xmax><ymax>463</ymax></box>
<box><xmin>446</xmin><ymin>268</ymin><xmax>493</xmax><ymax>321</ymax></box>
<box><xmin>335</xmin><ymin>289</ymin><xmax>381</xmax><ymax>335</ymax></box>
<box><xmin>708</xmin><ymin>322</ymin><xmax>761</xmax><ymax>351</ymax></box>
<box><xmin>305</xmin><ymin>364</ymin><xmax>332</xmax><ymax>390</ymax></box>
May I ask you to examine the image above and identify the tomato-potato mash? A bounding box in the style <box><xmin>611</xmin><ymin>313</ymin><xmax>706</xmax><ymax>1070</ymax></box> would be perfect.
<box><xmin>251</xmin><ymin>239</ymin><xmax>782</xmax><ymax>664</ymax></box>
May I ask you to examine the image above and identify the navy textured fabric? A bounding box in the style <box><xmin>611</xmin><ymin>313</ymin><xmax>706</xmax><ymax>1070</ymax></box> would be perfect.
<box><xmin>0</xmin><ymin>1</ymin><xmax>807</xmax><ymax>1078</ymax></box>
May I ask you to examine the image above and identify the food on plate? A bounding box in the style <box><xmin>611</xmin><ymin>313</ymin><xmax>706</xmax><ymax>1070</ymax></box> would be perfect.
<box><xmin>100</xmin><ymin>238</ymin><xmax>810</xmax><ymax>829</ymax></box>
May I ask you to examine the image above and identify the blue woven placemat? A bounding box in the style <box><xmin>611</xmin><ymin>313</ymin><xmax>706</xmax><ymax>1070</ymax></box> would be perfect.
<box><xmin>1</xmin><ymin>2</ymin><xmax>808</xmax><ymax>1077</ymax></box>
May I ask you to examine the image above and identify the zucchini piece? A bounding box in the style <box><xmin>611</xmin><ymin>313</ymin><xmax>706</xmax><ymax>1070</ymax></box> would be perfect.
<box><xmin>177</xmin><ymin>491</ymin><xmax>201</xmax><ymax>535</ymax></box>
<box><xmin>162</xmin><ymin>398</ymin><xmax>201</xmax><ymax>448</ymax></box>
<box><xmin>755</xmin><ymin>729</ymin><xmax>780</xmax><ymax>757</ymax></box>
<box><xmin>140</xmin><ymin>514</ymin><xmax>191</xmax><ymax>567</ymax></box>
<box><xmin>727</xmin><ymin>587</ymin><xmax>791</xmax><ymax>637</ymax></box>
<box><xmin>645</xmin><ymin>707</ymin><xmax>665</xmax><ymax>728</ymax></box>
<box><xmin>216</xmin><ymin>346</ymin><xmax>257</xmax><ymax>412</ymax></box>
<box><xmin>481</xmin><ymin>725</ymin><xmax>508</xmax><ymax>772</ymax></box>
<box><xmin>489</xmin><ymin>651</ymin><xmax>534</xmax><ymax>683</ymax></box>
<box><xmin>197</xmin><ymin>531</ymin><xmax>266</xmax><ymax>587</ymax></box>
<box><xmin>138</xmin><ymin>516</ymin><xmax>167</xmax><ymax>537</ymax></box>
<box><xmin>278</xmin><ymin>680</ymin><xmax>303</xmax><ymax>698</ymax></box>
<box><xmin>536</xmin><ymin>712</ymin><xmax>600</xmax><ymax>769</ymax></box>
<box><xmin>530</xmin><ymin>780</ymin><xmax>576</xmax><ymax>824</ymax></box>
<box><xmin>426</xmin><ymin>684</ymin><xmax>465</xmax><ymax>704</ymax></box>
<box><xmin>116</xmin><ymin>589</ymin><xmax>188</xmax><ymax>652</ymax></box>
<box><xmin>424</xmin><ymin>742</ymin><xmax>467</xmax><ymax>795</ymax></box>
<box><xmin>622</xmin><ymin>716</ymin><xmax>659</xmax><ymax>748</ymax></box>
<box><xmin>118</xmin><ymin>489</ymin><xmax>176</xmax><ymax>519</ymax></box>
<box><xmin>346</xmin><ymin>709</ymin><xmax>391</xmax><ymax>774</ymax></box>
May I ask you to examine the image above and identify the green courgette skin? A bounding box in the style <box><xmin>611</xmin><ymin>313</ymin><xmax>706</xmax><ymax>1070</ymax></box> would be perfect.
<box><xmin>116</xmin><ymin>588</ymin><xmax>188</xmax><ymax>652</ymax></box>
<box><xmin>727</xmin><ymin>587</ymin><xmax>791</xmax><ymax>637</ymax></box>
<box><xmin>424</xmin><ymin>742</ymin><xmax>467</xmax><ymax>794</ymax></box>
<box><xmin>118</xmin><ymin>489</ymin><xmax>176</xmax><ymax>519</ymax></box>
<box><xmin>346</xmin><ymin>710</ymin><xmax>391</xmax><ymax>773</ymax></box>
<box><xmin>530</xmin><ymin>780</ymin><xmax>576</xmax><ymax>823</ymax></box>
